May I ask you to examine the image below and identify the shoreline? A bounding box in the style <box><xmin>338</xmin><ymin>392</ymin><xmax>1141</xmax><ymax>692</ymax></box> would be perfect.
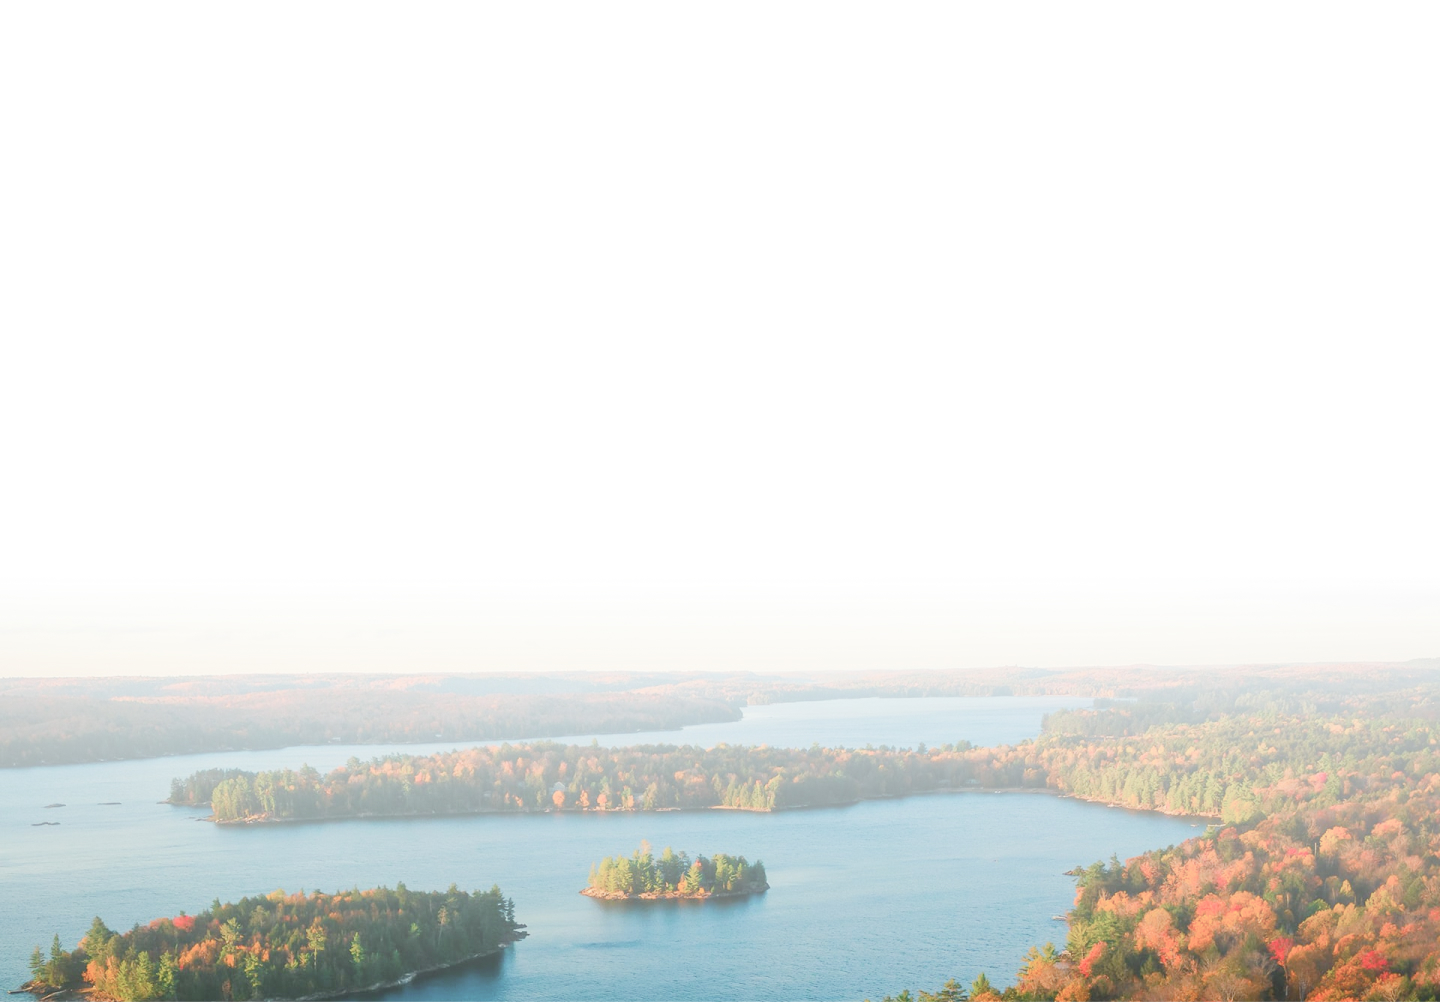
<box><xmin>199</xmin><ymin>785</ymin><xmax>1221</xmax><ymax>828</ymax></box>
<box><xmin>301</xmin><ymin>932</ymin><xmax>526</xmax><ymax>1001</ymax></box>
<box><xmin>16</xmin><ymin>933</ymin><xmax>527</xmax><ymax>1002</ymax></box>
<box><xmin>580</xmin><ymin>884</ymin><xmax>768</xmax><ymax>902</ymax></box>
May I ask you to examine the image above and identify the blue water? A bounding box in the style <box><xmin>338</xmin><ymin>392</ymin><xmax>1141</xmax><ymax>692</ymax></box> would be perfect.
<box><xmin>0</xmin><ymin>697</ymin><xmax>1200</xmax><ymax>1000</ymax></box>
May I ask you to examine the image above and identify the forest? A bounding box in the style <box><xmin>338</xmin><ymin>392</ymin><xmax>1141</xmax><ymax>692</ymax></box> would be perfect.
<box><xmin>862</xmin><ymin>701</ymin><xmax>1440</xmax><ymax>999</ymax></box>
<box><xmin>107</xmin><ymin>661</ymin><xmax>1440</xmax><ymax>998</ymax></box>
<box><xmin>178</xmin><ymin>740</ymin><xmax>995</xmax><ymax>821</ymax></box>
<box><xmin>584</xmin><ymin>841</ymin><xmax>768</xmax><ymax>899</ymax></box>
<box><xmin>16</xmin><ymin>660</ymin><xmax>1434</xmax><ymax>767</ymax></box>
<box><xmin>880</xmin><ymin>767</ymin><xmax>1440</xmax><ymax>1000</ymax></box>
<box><xmin>168</xmin><ymin>768</ymin><xmax>253</xmax><ymax>806</ymax></box>
<box><xmin>178</xmin><ymin>695</ymin><xmax>1439</xmax><ymax>825</ymax></box>
<box><xmin>22</xmin><ymin>884</ymin><xmax>520</xmax><ymax>1002</ymax></box>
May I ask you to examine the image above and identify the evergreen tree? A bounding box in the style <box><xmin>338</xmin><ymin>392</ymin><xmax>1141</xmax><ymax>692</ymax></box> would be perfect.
<box><xmin>47</xmin><ymin>934</ymin><xmax>67</xmax><ymax>986</ymax></box>
<box><xmin>157</xmin><ymin>951</ymin><xmax>177</xmax><ymax>1000</ymax></box>
<box><xmin>932</xmin><ymin>978</ymin><xmax>968</xmax><ymax>1001</ymax></box>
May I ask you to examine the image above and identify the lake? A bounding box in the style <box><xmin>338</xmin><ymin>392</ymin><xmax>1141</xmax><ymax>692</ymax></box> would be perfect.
<box><xmin>0</xmin><ymin>697</ymin><xmax>1200</xmax><ymax>1000</ymax></box>
<box><xmin>560</xmin><ymin>694</ymin><xmax>1096</xmax><ymax>751</ymax></box>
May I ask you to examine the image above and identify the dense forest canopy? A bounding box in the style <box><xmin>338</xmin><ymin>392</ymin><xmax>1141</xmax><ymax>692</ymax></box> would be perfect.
<box><xmin>24</xmin><ymin>884</ymin><xmax>520</xmax><ymax>1002</ymax></box>
<box><xmin>585</xmin><ymin>842</ymin><xmax>768</xmax><ymax>898</ymax></box>
<box><xmin>169</xmin><ymin>768</ymin><xmax>252</xmax><ymax>806</ymax></box>
<box><xmin>879</xmin><ymin>762</ymin><xmax>1440</xmax><ymax>1001</ymax></box>
<box><xmin>850</xmin><ymin>698</ymin><xmax>1440</xmax><ymax>999</ymax></box>
<box><xmin>178</xmin><ymin>694</ymin><xmax>1440</xmax><ymax>827</ymax></box>
<box><xmin>178</xmin><ymin>740</ymin><xmax>1024</xmax><ymax>821</ymax></box>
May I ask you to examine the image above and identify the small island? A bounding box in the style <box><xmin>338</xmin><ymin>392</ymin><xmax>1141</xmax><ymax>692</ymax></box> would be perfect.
<box><xmin>583</xmin><ymin>841</ymin><xmax>768</xmax><ymax>900</ymax></box>
<box><xmin>21</xmin><ymin>884</ymin><xmax>522</xmax><ymax>1001</ymax></box>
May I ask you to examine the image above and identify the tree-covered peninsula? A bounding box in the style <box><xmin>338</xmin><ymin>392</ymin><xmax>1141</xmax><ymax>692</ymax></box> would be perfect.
<box><xmin>867</xmin><ymin>703</ymin><xmax>1440</xmax><ymax>1000</ymax></box>
<box><xmin>22</xmin><ymin>884</ymin><xmax>521</xmax><ymax>1001</ymax></box>
<box><xmin>173</xmin><ymin>708</ymin><xmax>1381</xmax><ymax>825</ymax></box>
<box><xmin>168</xmin><ymin>662</ymin><xmax>1440</xmax><ymax>824</ymax></box>
<box><xmin>174</xmin><ymin>740</ymin><xmax>1000</xmax><ymax>821</ymax></box>
<box><xmin>584</xmin><ymin>842</ymin><xmax>768</xmax><ymax>900</ymax></box>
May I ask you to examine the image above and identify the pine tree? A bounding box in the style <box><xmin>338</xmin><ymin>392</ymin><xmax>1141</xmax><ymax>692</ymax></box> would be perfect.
<box><xmin>47</xmin><ymin>934</ymin><xmax>66</xmax><ymax>986</ymax></box>
<box><xmin>82</xmin><ymin>916</ymin><xmax>113</xmax><ymax>960</ymax></box>
<box><xmin>133</xmin><ymin>950</ymin><xmax>159</xmax><ymax>1000</ymax></box>
<box><xmin>158</xmin><ymin>951</ymin><xmax>177</xmax><ymax>1000</ymax></box>
<box><xmin>932</xmin><ymin>978</ymin><xmax>969</xmax><ymax>1001</ymax></box>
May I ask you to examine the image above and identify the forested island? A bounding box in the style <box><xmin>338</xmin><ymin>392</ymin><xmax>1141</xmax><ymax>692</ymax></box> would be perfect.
<box><xmin>175</xmin><ymin>700</ymin><xmax>1417</xmax><ymax>825</ymax></box>
<box><xmin>172</xmin><ymin>740</ymin><xmax>1012</xmax><ymax>822</ymax></box>
<box><xmin>583</xmin><ymin>842</ymin><xmax>768</xmax><ymax>900</ymax></box>
<box><xmin>21</xmin><ymin>884</ymin><xmax>521</xmax><ymax>1001</ymax></box>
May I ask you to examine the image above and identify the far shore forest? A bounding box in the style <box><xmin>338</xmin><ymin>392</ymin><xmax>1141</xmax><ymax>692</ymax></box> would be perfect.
<box><xmin>24</xmin><ymin>660</ymin><xmax>1440</xmax><ymax>1000</ymax></box>
<box><xmin>2</xmin><ymin>663</ymin><xmax>1383</xmax><ymax>768</ymax></box>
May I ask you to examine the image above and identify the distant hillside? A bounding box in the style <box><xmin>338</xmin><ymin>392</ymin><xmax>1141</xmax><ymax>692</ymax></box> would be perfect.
<box><xmin>0</xmin><ymin>673</ymin><xmax>741</xmax><ymax>767</ymax></box>
<box><xmin>4</xmin><ymin>661</ymin><xmax>1437</xmax><ymax>767</ymax></box>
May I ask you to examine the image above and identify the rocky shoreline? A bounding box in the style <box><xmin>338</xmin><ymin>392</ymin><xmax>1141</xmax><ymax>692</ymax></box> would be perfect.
<box><xmin>580</xmin><ymin>883</ymin><xmax>768</xmax><ymax>902</ymax></box>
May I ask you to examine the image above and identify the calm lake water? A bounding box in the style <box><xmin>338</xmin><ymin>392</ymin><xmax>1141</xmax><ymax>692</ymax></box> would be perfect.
<box><xmin>0</xmin><ymin>697</ymin><xmax>1200</xmax><ymax>1000</ymax></box>
<box><xmin>561</xmin><ymin>694</ymin><xmax>1095</xmax><ymax>751</ymax></box>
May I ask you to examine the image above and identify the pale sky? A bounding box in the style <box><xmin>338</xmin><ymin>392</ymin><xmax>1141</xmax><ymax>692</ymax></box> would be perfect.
<box><xmin>1</xmin><ymin>4</ymin><xmax>1437</xmax><ymax>676</ymax></box>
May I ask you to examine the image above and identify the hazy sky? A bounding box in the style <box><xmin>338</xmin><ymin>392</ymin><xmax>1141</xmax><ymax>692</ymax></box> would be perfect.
<box><xmin>2</xmin><ymin>4</ymin><xmax>1436</xmax><ymax>676</ymax></box>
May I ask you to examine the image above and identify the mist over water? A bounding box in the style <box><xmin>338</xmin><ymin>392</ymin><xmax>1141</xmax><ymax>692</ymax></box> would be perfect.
<box><xmin>559</xmin><ymin>695</ymin><xmax>1096</xmax><ymax>751</ymax></box>
<box><xmin>0</xmin><ymin>697</ymin><xmax>1195</xmax><ymax>1000</ymax></box>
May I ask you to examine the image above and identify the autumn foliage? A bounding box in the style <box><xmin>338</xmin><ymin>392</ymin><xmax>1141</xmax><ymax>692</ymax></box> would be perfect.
<box><xmin>180</xmin><ymin>739</ymin><xmax>1058</xmax><ymax>822</ymax></box>
<box><xmin>881</xmin><ymin>706</ymin><xmax>1440</xmax><ymax>1000</ymax></box>
<box><xmin>26</xmin><ymin>885</ymin><xmax>520</xmax><ymax>1001</ymax></box>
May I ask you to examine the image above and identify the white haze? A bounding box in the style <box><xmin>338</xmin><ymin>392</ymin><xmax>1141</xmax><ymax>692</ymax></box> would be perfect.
<box><xmin>1</xmin><ymin>3</ymin><xmax>1436</xmax><ymax>676</ymax></box>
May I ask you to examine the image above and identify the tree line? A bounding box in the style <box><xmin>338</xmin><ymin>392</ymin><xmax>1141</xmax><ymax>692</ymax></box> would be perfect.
<box><xmin>586</xmin><ymin>841</ymin><xmax>767</xmax><ymax>898</ymax></box>
<box><xmin>19</xmin><ymin>659</ymin><xmax>1440</xmax><ymax>767</ymax></box>
<box><xmin>865</xmin><ymin>705</ymin><xmax>1440</xmax><ymax>999</ymax></box>
<box><xmin>24</xmin><ymin>884</ymin><xmax>519</xmax><ymax>1001</ymax></box>
<box><xmin>174</xmin><ymin>701</ymin><xmax>1440</xmax><ymax>827</ymax></box>
<box><xmin>168</xmin><ymin>768</ymin><xmax>253</xmax><ymax>806</ymax></box>
<box><xmin>175</xmin><ymin>739</ymin><xmax>1049</xmax><ymax>823</ymax></box>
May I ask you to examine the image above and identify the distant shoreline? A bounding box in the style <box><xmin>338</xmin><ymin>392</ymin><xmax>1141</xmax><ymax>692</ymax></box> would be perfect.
<box><xmin>195</xmin><ymin>785</ymin><xmax>1219</xmax><ymax>827</ymax></box>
